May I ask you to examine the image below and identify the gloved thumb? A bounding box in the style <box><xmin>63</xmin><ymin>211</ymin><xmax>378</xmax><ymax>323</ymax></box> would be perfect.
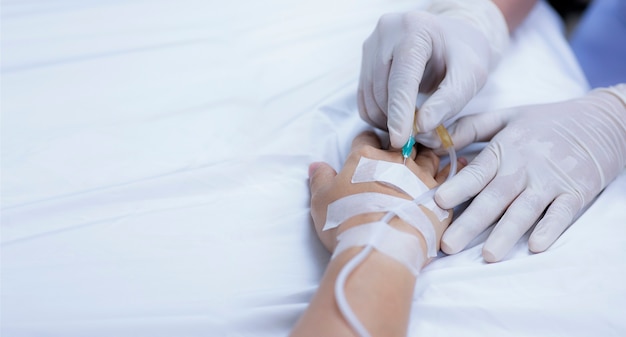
<box><xmin>444</xmin><ymin>107</ymin><xmax>514</xmax><ymax>150</ymax></box>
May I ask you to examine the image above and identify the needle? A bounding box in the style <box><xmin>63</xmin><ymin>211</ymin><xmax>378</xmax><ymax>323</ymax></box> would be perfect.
<box><xmin>401</xmin><ymin>109</ymin><xmax>419</xmax><ymax>165</ymax></box>
<box><xmin>401</xmin><ymin>132</ymin><xmax>415</xmax><ymax>165</ymax></box>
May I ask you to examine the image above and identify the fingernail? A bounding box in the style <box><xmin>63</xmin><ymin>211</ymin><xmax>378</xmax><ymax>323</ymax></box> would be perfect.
<box><xmin>482</xmin><ymin>249</ymin><xmax>498</xmax><ymax>263</ymax></box>
<box><xmin>441</xmin><ymin>231</ymin><xmax>463</xmax><ymax>255</ymax></box>
<box><xmin>528</xmin><ymin>235</ymin><xmax>550</xmax><ymax>253</ymax></box>
<box><xmin>435</xmin><ymin>185</ymin><xmax>453</xmax><ymax>208</ymax></box>
<box><xmin>308</xmin><ymin>162</ymin><xmax>323</xmax><ymax>178</ymax></box>
<box><xmin>482</xmin><ymin>235</ymin><xmax>505</xmax><ymax>263</ymax></box>
<box><xmin>459</xmin><ymin>157</ymin><xmax>468</xmax><ymax>165</ymax></box>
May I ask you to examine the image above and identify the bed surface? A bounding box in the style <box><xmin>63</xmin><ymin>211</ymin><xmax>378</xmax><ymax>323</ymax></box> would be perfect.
<box><xmin>2</xmin><ymin>1</ymin><xmax>625</xmax><ymax>336</ymax></box>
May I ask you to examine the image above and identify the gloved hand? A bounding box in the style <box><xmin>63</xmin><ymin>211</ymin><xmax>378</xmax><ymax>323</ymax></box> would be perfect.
<box><xmin>358</xmin><ymin>0</ymin><xmax>509</xmax><ymax>149</ymax></box>
<box><xmin>435</xmin><ymin>85</ymin><xmax>626</xmax><ymax>262</ymax></box>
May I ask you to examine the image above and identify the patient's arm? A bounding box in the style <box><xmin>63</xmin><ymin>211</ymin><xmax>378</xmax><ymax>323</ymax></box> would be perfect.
<box><xmin>291</xmin><ymin>234</ymin><xmax>421</xmax><ymax>337</ymax></box>
<box><xmin>291</xmin><ymin>131</ymin><xmax>464</xmax><ymax>337</ymax></box>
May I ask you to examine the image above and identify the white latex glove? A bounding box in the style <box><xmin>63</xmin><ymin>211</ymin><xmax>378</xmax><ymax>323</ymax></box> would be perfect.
<box><xmin>436</xmin><ymin>85</ymin><xmax>626</xmax><ymax>262</ymax></box>
<box><xmin>357</xmin><ymin>0</ymin><xmax>509</xmax><ymax>149</ymax></box>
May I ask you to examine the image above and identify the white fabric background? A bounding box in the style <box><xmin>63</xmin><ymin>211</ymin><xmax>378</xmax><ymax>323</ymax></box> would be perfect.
<box><xmin>2</xmin><ymin>0</ymin><xmax>625</xmax><ymax>336</ymax></box>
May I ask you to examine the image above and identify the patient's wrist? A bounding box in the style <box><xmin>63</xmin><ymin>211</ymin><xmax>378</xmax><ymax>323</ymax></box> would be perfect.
<box><xmin>335</xmin><ymin>212</ymin><xmax>430</xmax><ymax>269</ymax></box>
<box><xmin>327</xmin><ymin>242</ymin><xmax>417</xmax><ymax>337</ymax></box>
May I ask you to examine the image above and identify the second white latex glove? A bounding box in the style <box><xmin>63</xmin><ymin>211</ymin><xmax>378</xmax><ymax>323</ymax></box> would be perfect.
<box><xmin>436</xmin><ymin>85</ymin><xmax>626</xmax><ymax>262</ymax></box>
<box><xmin>357</xmin><ymin>0</ymin><xmax>508</xmax><ymax>149</ymax></box>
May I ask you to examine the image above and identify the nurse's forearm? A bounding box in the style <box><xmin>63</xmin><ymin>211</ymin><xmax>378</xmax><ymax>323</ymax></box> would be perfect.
<box><xmin>492</xmin><ymin>0</ymin><xmax>538</xmax><ymax>32</ymax></box>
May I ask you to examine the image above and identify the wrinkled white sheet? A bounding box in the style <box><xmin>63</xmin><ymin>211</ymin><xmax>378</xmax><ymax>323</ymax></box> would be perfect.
<box><xmin>2</xmin><ymin>0</ymin><xmax>625</xmax><ymax>336</ymax></box>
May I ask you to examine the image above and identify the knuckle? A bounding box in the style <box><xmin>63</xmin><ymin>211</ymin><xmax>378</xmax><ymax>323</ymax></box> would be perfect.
<box><xmin>477</xmin><ymin>188</ymin><xmax>503</xmax><ymax>205</ymax></box>
<box><xmin>362</xmin><ymin>38</ymin><xmax>371</xmax><ymax>53</ymax></box>
<box><xmin>377</xmin><ymin>13</ymin><xmax>398</xmax><ymax>30</ymax></box>
<box><xmin>552</xmin><ymin>194</ymin><xmax>582</xmax><ymax>219</ymax></box>
<box><xmin>519</xmin><ymin>192</ymin><xmax>544</xmax><ymax>211</ymax></box>
<box><xmin>468</xmin><ymin>118</ymin><xmax>481</xmax><ymax>143</ymax></box>
<box><xmin>355</xmin><ymin>145</ymin><xmax>379</xmax><ymax>158</ymax></box>
<box><xmin>403</xmin><ymin>11</ymin><xmax>438</xmax><ymax>38</ymax></box>
<box><xmin>402</xmin><ymin>11</ymin><xmax>430</xmax><ymax>27</ymax></box>
<box><xmin>547</xmin><ymin>203</ymin><xmax>571</xmax><ymax>220</ymax></box>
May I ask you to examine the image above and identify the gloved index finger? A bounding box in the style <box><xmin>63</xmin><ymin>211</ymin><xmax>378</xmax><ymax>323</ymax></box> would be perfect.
<box><xmin>387</xmin><ymin>38</ymin><xmax>432</xmax><ymax>149</ymax></box>
<box><xmin>434</xmin><ymin>144</ymin><xmax>499</xmax><ymax>209</ymax></box>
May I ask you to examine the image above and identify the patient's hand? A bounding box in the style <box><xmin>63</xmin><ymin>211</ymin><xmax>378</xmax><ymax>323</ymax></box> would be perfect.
<box><xmin>308</xmin><ymin>131</ymin><xmax>464</xmax><ymax>255</ymax></box>
<box><xmin>294</xmin><ymin>131</ymin><xmax>465</xmax><ymax>337</ymax></box>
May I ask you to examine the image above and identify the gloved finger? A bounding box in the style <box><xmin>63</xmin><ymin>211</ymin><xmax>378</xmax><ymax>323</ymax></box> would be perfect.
<box><xmin>351</xmin><ymin>130</ymin><xmax>383</xmax><ymax>151</ymax></box>
<box><xmin>482</xmin><ymin>189</ymin><xmax>553</xmax><ymax>262</ymax></box>
<box><xmin>372</xmin><ymin>51</ymin><xmax>392</xmax><ymax>121</ymax></box>
<box><xmin>357</xmin><ymin>81</ymin><xmax>378</xmax><ymax>128</ymax></box>
<box><xmin>440</xmin><ymin>171</ymin><xmax>525</xmax><ymax>255</ymax></box>
<box><xmin>528</xmin><ymin>193</ymin><xmax>583</xmax><ymax>253</ymax></box>
<box><xmin>365</xmin><ymin>82</ymin><xmax>388</xmax><ymax>129</ymax></box>
<box><xmin>441</xmin><ymin>172</ymin><xmax>523</xmax><ymax>254</ymax></box>
<box><xmin>308</xmin><ymin>162</ymin><xmax>337</xmax><ymax>196</ymax></box>
<box><xmin>435</xmin><ymin>144</ymin><xmax>499</xmax><ymax>209</ymax></box>
<box><xmin>357</xmin><ymin>50</ymin><xmax>387</xmax><ymax>130</ymax></box>
<box><xmin>444</xmin><ymin>108</ymin><xmax>514</xmax><ymax>151</ymax></box>
<box><xmin>387</xmin><ymin>37</ymin><xmax>432</xmax><ymax>149</ymax></box>
<box><xmin>416</xmin><ymin>71</ymin><xmax>478</xmax><ymax>133</ymax></box>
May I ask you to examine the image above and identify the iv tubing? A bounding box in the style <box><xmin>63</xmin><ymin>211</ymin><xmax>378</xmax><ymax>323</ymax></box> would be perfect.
<box><xmin>334</xmin><ymin>125</ymin><xmax>457</xmax><ymax>337</ymax></box>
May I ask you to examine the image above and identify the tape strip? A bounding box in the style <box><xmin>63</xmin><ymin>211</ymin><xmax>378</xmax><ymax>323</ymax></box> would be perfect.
<box><xmin>323</xmin><ymin>192</ymin><xmax>437</xmax><ymax>256</ymax></box>
<box><xmin>352</xmin><ymin>157</ymin><xmax>430</xmax><ymax>198</ymax></box>
<box><xmin>389</xmin><ymin>200</ymin><xmax>438</xmax><ymax>257</ymax></box>
<box><xmin>424</xmin><ymin>199</ymin><xmax>450</xmax><ymax>221</ymax></box>
<box><xmin>332</xmin><ymin>221</ymin><xmax>424</xmax><ymax>275</ymax></box>
<box><xmin>352</xmin><ymin>157</ymin><xmax>449</xmax><ymax>221</ymax></box>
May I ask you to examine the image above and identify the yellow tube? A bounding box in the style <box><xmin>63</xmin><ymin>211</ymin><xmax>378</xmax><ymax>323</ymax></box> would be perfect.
<box><xmin>436</xmin><ymin>124</ymin><xmax>454</xmax><ymax>148</ymax></box>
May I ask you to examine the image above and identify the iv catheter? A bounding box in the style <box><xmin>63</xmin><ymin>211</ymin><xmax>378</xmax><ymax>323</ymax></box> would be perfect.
<box><xmin>401</xmin><ymin>111</ymin><xmax>420</xmax><ymax>164</ymax></box>
<box><xmin>401</xmin><ymin>133</ymin><xmax>416</xmax><ymax>165</ymax></box>
<box><xmin>336</xmin><ymin>124</ymin><xmax>457</xmax><ymax>337</ymax></box>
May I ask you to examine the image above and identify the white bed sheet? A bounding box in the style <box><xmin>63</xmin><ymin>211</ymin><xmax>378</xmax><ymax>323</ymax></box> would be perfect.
<box><xmin>2</xmin><ymin>0</ymin><xmax>625</xmax><ymax>336</ymax></box>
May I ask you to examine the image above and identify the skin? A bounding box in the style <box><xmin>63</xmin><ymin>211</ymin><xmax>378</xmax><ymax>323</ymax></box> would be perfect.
<box><xmin>492</xmin><ymin>0</ymin><xmax>538</xmax><ymax>33</ymax></box>
<box><xmin>291</xmin><ymin>132</ymin><xmax>465</xmax><ymax>337</ymax></box>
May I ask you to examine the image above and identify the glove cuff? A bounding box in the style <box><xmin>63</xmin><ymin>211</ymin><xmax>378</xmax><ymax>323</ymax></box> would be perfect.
<box><xmin>426</xmin><ymin>0</ymin><xmax>509</xmax><ymax>69</ymax></box>
<box><xmin>597</xmin><ymin>84</ymin><xmax>626</xmax><ymax>108</ymax></box>
<box><xmin>586</xmin><ymin>84</ymin><xmax>626</xmax><ymax>184</ymax></box>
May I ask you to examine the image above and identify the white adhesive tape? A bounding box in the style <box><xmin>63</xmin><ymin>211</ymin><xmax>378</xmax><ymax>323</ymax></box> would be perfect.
<box><xmin>352</xmin><ymin>157</ymin><xmax>430</xmax><ymax>198</ymax></box>
<box><xmin>332</xmin><ymin>221</ymin><xmax>424</xmax><ymax>275</ymax></box>
<box><xmin>323</xmin><ymin>192</ymin><xmax>400</xmax><ymax>230</ymax></box>
<box><xmin>424</xmin><ymin>199</ymin><xmax>450</xmax><ymax>221</ymax></box>
<box><xmin>352</xmin><ymin>157</ymin><xmax>449</xmax><ymax>221</ymax></box>
<box><xmin>389</xmin><ymin>200</ymin><xmax>438</xmax><ymax>257</ymax></box>
<box><xmin>323</xmin><ymin>193</ymin><xmax>437</xmax><ymax>257</ymax></box>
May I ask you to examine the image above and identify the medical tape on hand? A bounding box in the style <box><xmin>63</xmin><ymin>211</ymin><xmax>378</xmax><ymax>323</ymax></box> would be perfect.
<box><xmin>323</xmin><ymin>192</ymin><xmax>437</xmax><ymax>256</ymax></box>
<box><xmin>352</xmin><ymin>157</ymin><xmax>449</xmax><ymax>221</ymax></box>
<box><xmin>352</xmin><ymin>157</ymin><xmax>430</xmax><ymax>197</ymax></box>
<box><xmin>424</xmin><ymin>200</ymin><xmax>449</xmax><ymax>221</ymax></box>
<box><xmin>332</xmin><ymin>221</ymin><xmax>424</xmax><ymax>275</ymax></box>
